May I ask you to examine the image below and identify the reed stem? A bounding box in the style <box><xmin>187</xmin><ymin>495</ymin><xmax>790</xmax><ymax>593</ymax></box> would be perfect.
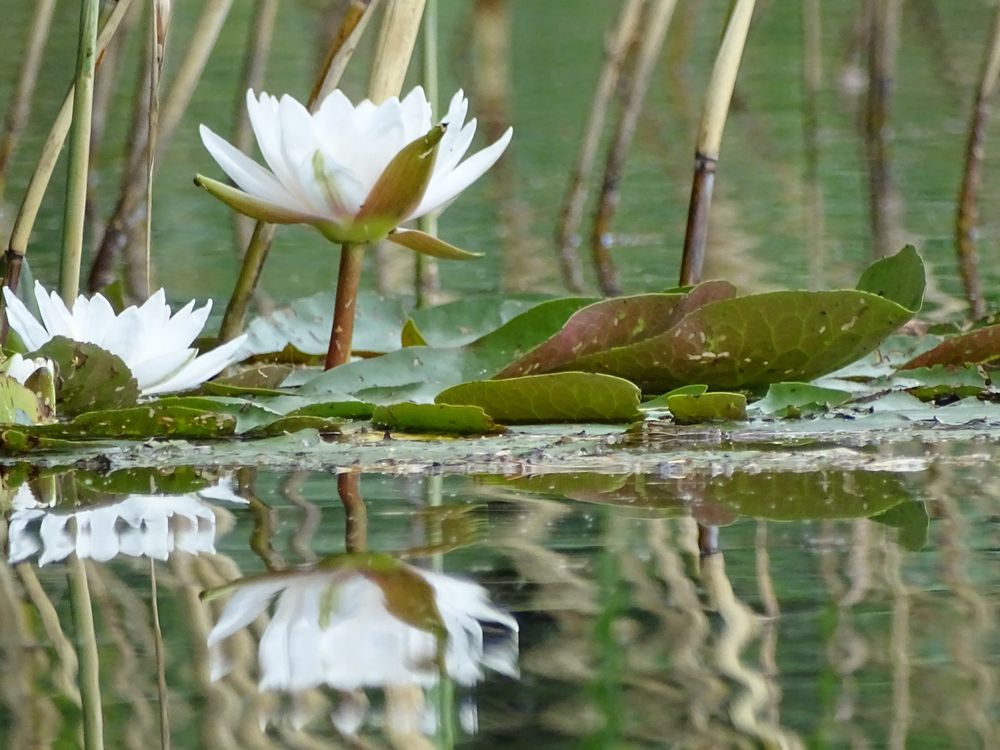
<box><xmin>591</xmin><ymin>0</ymin><xmax>676</xmax><ymax>296</ymax></box>
<box><xmin>557</xmin><ymin>0</ymin><xmax>645</xmax><ymax>294</ymax></box>
<box><xmin>60</xmin><ymin>0</ymin><xmax>101</xmax><ymax>304</ymax></box>
<box><xmin>218</xmin><ymin>1</ymin><xmax>379</xmax><ymax>342</ymax></box>
<box><xmin>325</xmin><ymin>243</ymin><xmax>365</xmax><ymax>368</ymax></box>
<box><xmin>955</xmin><ymin>2</ymin><xmax>1000</xmax><ymax>319</ymax></box>
<box><xmin>678</xmin><ymin>0</ymin><xmax>756</xmax><ymax>286</ymax></box>
<box><xmin>864</xmin><ymin>0</ymin><xmax>902</xmax><ymax>261</ymax></box>
<box><xmin>0</xmin><ymin>0</ymin><xmax>57</xmax><ymax>200</ymax></box>
<box><xmin>149</xmin><ymin>560</ymin><xmax>171</xmax><ymax>750</ymax></box>
<box><xmin>416</xmin><ymin>0</ymin><xmax>440</xmax><ymax>307</ymax></box>
<box><xmin>68</xmin><ymin>557</ymin><xmax>104</xmax><ymax>750</ymax></box>
<box><xmin>802</xmin><ymin>0</ymin><xmax>825</xmax><ymax>288</ymax></box>
<box><xmin>3</xmin><ymin>0</ymin><xmax>134</xmax><ymax>300</ymax></box>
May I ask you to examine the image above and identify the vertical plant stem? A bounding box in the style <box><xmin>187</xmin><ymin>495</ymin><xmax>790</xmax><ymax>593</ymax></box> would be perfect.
<box><xmin>68</xmin><ymin>557</ymin><xmax>104</xmax><ymax>750</ymax></box>
<box><xmin>325</xmin><ymin>243</ymin><xmax>365</xmax><ymax>369</ymax></box>
<box><xmin>60</xmin><ymin>0</ymin><xmax>102</xmax><ymax>304</ymax></box>
<box><xmin>590</xmin><ymin>0</ymin><xmax>676</xmax><ymax>296</ymax></box>
<box><xmin>337</xmin><ymin>473</ymin><xmax>368</xmax><ymax>553</ymax></box>
<box><xmin>143</xmin><ymin>0</ymin><xmax>172</xmax><ymax>301</ymax></box>
<box><xmin>0</xmin><ymin>0</ymin><xmax>57</xmax><ymax>199</ymax></box>
<box><xmin>802</xmin><ymin>0</ymin><xmax>826</xmax><ymax>288</ymax></box>
<box><xmin>557</xmin><ymin>0</ymin><xmax>646</xmax><ymax>294</ymax></box>
<box><xmin>149</xmin><ymin>560</ymin><xmax>171</xmax><ymax>750</ymax></box>
<box><xmin>865</xmin><ymin>0</ymin><xmax>902</xmax><ymax>260</ymax></box>
<box><xmin>3</xmin><ymin>0</ymin><xmax>135</xmax><ymax>301</ymax></box>
<box><xmin>231</xmin><ymin>0</ymin><xmax>280</xmax><ymax>254</ymax></box>
<box><xmin>89</xmin><ymin>0</ymin><xmax>233</xmax><ymax>297</ymax></box>
<box><xmin>312</xmin><ymin>0</ymin><xmax>377</xmax><ymax>103</ymax></box>
<box><xmin>416</xmin><ymin>0</ymin><xmax>440</xmax><ymax>307</ymax></box>
<box><xmin>678</xmin><ymin>0</ymin><xmax>756</xmax><ymax>286</ymax></box>
<box><xmin>955</xmin><ymin>2</ymin><xmax>1000</xmax><ymax>319</ymax></box>
<box><xmin>218</xmin><ymin>1</ymin><xmax>380</xmax><ymax>342</ymax></box>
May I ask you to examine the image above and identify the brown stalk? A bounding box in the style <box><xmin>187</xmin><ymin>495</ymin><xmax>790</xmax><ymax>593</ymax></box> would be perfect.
<box><xmin>864</xmin><ymin>0</ymin><xmax>903</xmax><ymax>260</ymax></box>
<box><xmin>954</xmin><ymin>2</ymin><xmax>1000</xmax><ymax>319</ymax></box>
<box><xmin>591</xmin><ymin>0</ymin><xmax>677</xmax><ymax>296</ymax></box>
<box><xmin>325</xmin><ymin>243</ymin><xmax>365</xmax><ymax>368</ymax></box>
<box><xmin>218</xmin><ymin>0</ymin><xmax>380</xmax><ymax>343</ymax></box>
<box><xmin>679</xmin><ymin>0</ymin><xmax>756</xmax><ymax>286</ymax></box>
<box><xmin>556</xmin><ymin>0</ymin><xmax>646</xmax><ymax>293</ymax></box>
<box><xmin>0</xmin><ymin>0</ymin><xmax>57</xmax><ymax>200</ymax></box>
<box><xmin>337</xmin><ymin>473</ymin><xmax>368</xmax><ymax>553</ymax></box>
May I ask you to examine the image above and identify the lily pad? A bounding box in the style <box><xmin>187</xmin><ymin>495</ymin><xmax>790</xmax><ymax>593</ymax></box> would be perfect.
<box><xmin>371</xmin><ymin>402</ymin><xmax>505</xmax><ymax>435</ymax></box>
<box><xmin>666</xmin><ymin>392</ymin><xmax>747</xmax><ymax>423</ymax></box>
<box><xmin>499</xmin><ymin>248</ymin><xmax>924</xmax><ymax>392</ymax></box>
<box><xmin>4</xmin><ymin>404</ymin><xmax>236</xmax><ymax>441</ymax></box>
<box><xmin>297</xmin><ymin>297</ymin><xmax>596</xmax><ymax>404</ymax></box>
<box><xmin>436</xmin><ymin>372</ymin><xmax>642</xmax><ymax>424</ymax></box>
<box><xmin>34</xmin><ymin>336</ymin><xmax>140</xmax><ymax>416</ymax></box>
<box><xmin>407</xmin><ymin>294</ymin><xmax>561</xmax><ymax>348</ymax></box>
<box><xmin>751</xmin><ymin>382</ymin><xmax>853</xmax><ymax>417</ymax></box>
<box><xmin>639</xmin><ymin>384</ymin><xmax>708</xmax><ymax>411</ymax></box>
<box><xmin>871</xmin><ymin>501</ymin><xmax>928</xmax><ymax>551</ymax></box>
<box><xmin>241</xmin><ymin>414</ymin><xmax>342</xmax><ymax>439</ymax></box>
<box><xmin>899</xmin><ymin>324</ymin><xmax>1000</xmax><ymax>369</ymax></box>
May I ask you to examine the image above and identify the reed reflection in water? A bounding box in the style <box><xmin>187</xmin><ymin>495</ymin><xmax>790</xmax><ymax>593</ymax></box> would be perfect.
<box><xmin>0</xmin><ymin>461</ymin><xmax>997</xmax><ymax>748</ymax></box>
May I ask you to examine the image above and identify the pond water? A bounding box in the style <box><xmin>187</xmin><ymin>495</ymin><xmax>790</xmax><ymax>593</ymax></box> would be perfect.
<box><xmin>2</xmin><ymin>2</ymin><xmax>1000</xmax><ymax>748</ymax></box>
<box><xmin>1</xmin><ymin>451</ymin><xmax>997</xmax><ymax>749</ymax></box>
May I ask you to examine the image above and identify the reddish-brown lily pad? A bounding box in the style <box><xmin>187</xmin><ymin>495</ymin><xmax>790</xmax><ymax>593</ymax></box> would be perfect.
<box><xmin>899</xmin><ymin>324</ymin><xmax>1000</xmax><ymax>370</ymax></box>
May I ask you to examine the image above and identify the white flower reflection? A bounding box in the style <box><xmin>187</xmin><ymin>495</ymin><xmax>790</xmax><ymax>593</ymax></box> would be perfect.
<box><xmin>7</xmin><ymin>478</ymin><xmax>246</xmax><ymax>565</ymax></box>
<box><xmin>207</xmin><ymin>557</ymin><xmax>519</xmax><ymax>697</ymax></box>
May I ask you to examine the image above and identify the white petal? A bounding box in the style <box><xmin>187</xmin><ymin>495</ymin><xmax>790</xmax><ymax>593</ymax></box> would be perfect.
<box><xmin>200</xmin><ymin>125</ymin><xmax>299</xmax><ymax>210</ymax></box>
<box><xmin>2</xmin><ymin>287</ymin><xmax>51</xmax><ymax>351</ymax></box>
<box><xmin>410</xmin><ymin>127</ymin><xmax>512</xmax><ymax>219</ymax></box>
<box><xmin>34</xmin><ymin>282</ymin><xmax>77</xmax><ymax>338</ymax></box>
<box><xmin>140</xmin><ymin>334</ymin><xmax>246</xmax><ymax>396</ymax></box>
<box><xmin>207</xmin><ymin>578</ymin><xmax>290</xmax><ymax>647</ymax></box>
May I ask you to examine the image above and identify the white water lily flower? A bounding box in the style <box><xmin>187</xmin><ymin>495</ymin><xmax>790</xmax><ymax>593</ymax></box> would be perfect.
<box><xmin>197</xmin><ymin>87</ymin><xmax>512</xmax><ymax>256</ymax></box>
<box><xmin>7</xmin><ymin>477</ymin><xmax>247</xmax><ymax>566</ymax></box>
<box><xmin>0</xmin><ymin>353</ymin><xmax>54</xmax><ymax>385</ymax></box>
<box><xmin>2</xmin><ymin>282</ymin><xmax>247</xmax><ymax>396</ymax></box>
<box><xmin>208</xmin><ymin>560</ymin><xmax>519</xmax><ymax>692</ymax></box>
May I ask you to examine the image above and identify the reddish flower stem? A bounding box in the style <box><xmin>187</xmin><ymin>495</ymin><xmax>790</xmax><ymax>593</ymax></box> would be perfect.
<box><xmin>325</xmin><ymin>242</ymin><xmax>365</xmax><ymax>369</ymax></box>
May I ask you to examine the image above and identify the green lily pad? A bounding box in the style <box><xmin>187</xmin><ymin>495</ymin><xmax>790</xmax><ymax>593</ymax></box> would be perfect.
<box><xmin>0</xmin><ymin>376</ymin><xmax>44</xmax><ymax>425</ymax></box>
<box><xmin>871</xmin><ymin>501</ymin><xmax>928</xmax><ymax>551</ymax></box>
<box><xmin>69</xmin><ymin>466</ymin><xmax>217</xmax><ymax>497</ymax></box>
<box><xmin>6</xmin><ymin>404</ymin><xmax>236</xmax><ymax>441</ymax></box>
<box><xmin>298</xmin><ymin>297</ymin><xmax>596</xmax><ymax>404</ymax></box>
<box><xmin>371</xmin><ymin>402</ymin><xmax>505</xmax><ymax>435</ymax></box>
<box><xmin>241</xmin><ymin>414</ymin><xmax>342</xmax><ymax>439</ymax></box>
<box><xmin>639</xmin><ymin>384</ymin><xmax>709</xmax><ymax>411</ymax></box>
<box><xmin>667</xmin><ymin>392</ymin><xmax>747</xmax><ymax>423</ymax></box>
<box><xmin>751</xmin><ymin>382</ymin><xmax>854</xmax><ymax>417</ymax></box>
<box><xmin>407</xmin><ymin>294</ymin><xmax>556</xmax><ymax>348</ymax></box>
<box><xmin>436</xmin><ymin>372</ymin><xmax>641</xmax><ymax>424</ymax></box>
<box><xmin>34</xmin><ymin>336</ymin><xmax>140</xmax><ymax>416</ymax></box>
<box><xmin>895</xmin><ymin>365</ymin><xmax>987</xmax><ymax>402</ymax></box>
<box><xmin>499</xmin><ymin>248</ymin><xmax>924</xmax><ymax>392</ymax></box>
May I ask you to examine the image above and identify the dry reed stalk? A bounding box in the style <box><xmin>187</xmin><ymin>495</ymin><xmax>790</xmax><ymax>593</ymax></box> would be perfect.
<box><xmin>0</xmin><ymin>0</ymin><xmax>57</xmax><ymax>200</ymax></box>
<box><xmin>59</xmin><ymin>0</ymin><xmax>102</xmax><ymax>304</ymax></box>
<box><xmin>678</xmin><ymin>0</ymin><xmax>755</xmax><ymax>286</ymax></box>
<box><xmin>864</xmin><ymin>0</ymin><xmax>902</xmax><ymax>260</ymax></box>
<box><xmin>557</xmin><ymin>0</ymin><xmax>646</xmax><ymax>294</ymax></box>
<box><xmin>802</xmin><ymin>0</ymin><xmax>826</xmax><ymax>288</ymax></box>
<box><xmin>3</xmin><ymin>0</ymin><xmax>135</xmax><ymax>304</ymax></box>
<box><xmin>88</xmin><ymin>0</ymin><xmax>233</xmax><ymax>297</ymax></box>
<box><xmin>219</xmin><ymin>1</ymin><xmax>381</xmax><ymax>343</ymax></box>
<box><xmin>591</xmin><ymin>0</ymin><xmax>676</xmax><ymax>296</ymax></box>
<box><xmin>149</xmin><ymin>560</ymin><xmax>171</xmax><ymax>750</ymax></box>
<box><xmin>231</xmin><ymin>0</ymin><xmax>280</xmax><ymax>254</ymax></box>
<box><xmin>416</xmin><ymin>0</ymin><xmax>440</xmax><ymax>306</ymax></box>
<box><xmin>954</xmin><ymin>3</ymin><xmax>1000</xmax><ymax>319</ymax></box>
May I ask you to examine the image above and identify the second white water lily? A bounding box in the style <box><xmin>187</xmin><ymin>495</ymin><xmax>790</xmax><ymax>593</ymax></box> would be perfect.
<box><xmin>197</xmin><ymin>86</ymin><xmax>512</xmax><ymax>254</ymax></box>
<box><xmin>3</xmin><ymin>282</ymin><xmax>246</xmax><ymax>396</ymax></box>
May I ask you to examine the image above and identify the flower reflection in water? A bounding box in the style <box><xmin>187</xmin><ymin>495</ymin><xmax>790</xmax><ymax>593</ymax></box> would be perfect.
<box><xmin>206</xmin><ymin>553</ymin><xmax>518</xmax><ymax>737</ymax></box>
<box><xmin>7</xmin><ymin>478</ymin><xmax>246</xmax><ymax>565</ymax></box>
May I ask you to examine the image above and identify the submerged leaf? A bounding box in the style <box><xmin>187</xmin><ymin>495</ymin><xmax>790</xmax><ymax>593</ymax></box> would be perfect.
<box><xmin>752</xmin><ymin>382</ymin><xmax>853</xmax><ymax>417</ymax></box>
<box><xmin>436</xmin><ymin>372</ymin><xmax>642</xmax><ymax>424</ymax></box>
